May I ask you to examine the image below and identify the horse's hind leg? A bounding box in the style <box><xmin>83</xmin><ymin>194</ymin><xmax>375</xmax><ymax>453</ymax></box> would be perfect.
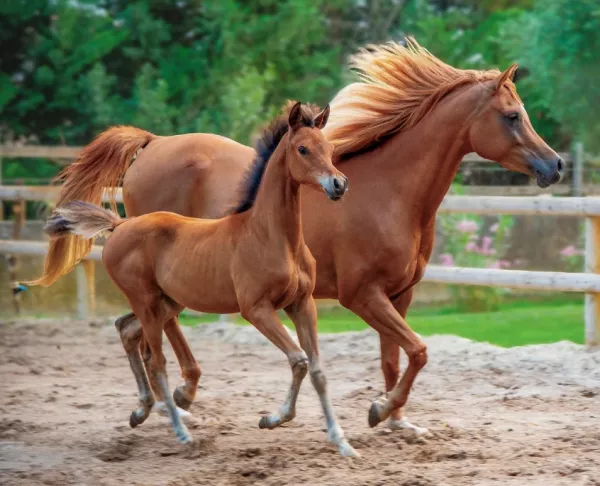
<box><xmin>115</xmin><ymin>312</ymin><xmax>154</xmax><ymax>427</ymax></box>
<box><xmin>285</xmin><ymin>297</ymin><xmax>359</xmax><ymax>458</ymax></box>
<box><xmin>240</xmin><ymin>303</ymin><xmax>308</xmax><ymax>429</ymax></box>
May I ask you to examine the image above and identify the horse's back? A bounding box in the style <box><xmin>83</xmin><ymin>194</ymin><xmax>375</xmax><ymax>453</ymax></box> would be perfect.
<box><xmin>123</xmin><ymin>133</ymin><xmax>255</xmax><ymax>219</ymax></box>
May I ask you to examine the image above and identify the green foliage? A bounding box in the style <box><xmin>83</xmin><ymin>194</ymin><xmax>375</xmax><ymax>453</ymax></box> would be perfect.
<box><xmin>502</xmin><ymin>0</ymin><xmax>600</xmax><ymax>151</ymax></box>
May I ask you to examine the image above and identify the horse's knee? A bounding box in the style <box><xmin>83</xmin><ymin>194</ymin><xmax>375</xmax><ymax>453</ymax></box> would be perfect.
<box><xmin>408</xmin><ymin>345</ymin><xmax>428</xmax><ymax>371</ymax></box>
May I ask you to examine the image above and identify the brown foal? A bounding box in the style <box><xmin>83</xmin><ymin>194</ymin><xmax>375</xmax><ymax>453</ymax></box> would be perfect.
<box><xmin>43</xmin><ymin>103</ymin><xmax>358</xmax><ymax>456</ymax></box>
<box><xmin>31</xmin><ymin>38</ymin><xmax>563</xmax><ymax>434</ymax></box>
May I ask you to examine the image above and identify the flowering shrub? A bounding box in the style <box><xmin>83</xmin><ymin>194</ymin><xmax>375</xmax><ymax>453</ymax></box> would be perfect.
<box><xmin>437</xmin><ymin>210</ymin><xmax>515</xmax><ymax>312</ymax></box>
<box><xmin>559</xmin><ymin>244</ymin><xmax>584</xmax><ymax>272</ymax></box>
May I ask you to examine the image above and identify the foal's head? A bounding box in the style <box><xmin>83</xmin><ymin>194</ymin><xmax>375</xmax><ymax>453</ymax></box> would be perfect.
<box><xmin>468</xmin><ymin>65</ymin><xmax>563</xmax><ymax>188</ymax></box>
<box><xmin>286</xmin><ymin>102</ymin><xmax>348</xmax><ymax>200</ymax></box>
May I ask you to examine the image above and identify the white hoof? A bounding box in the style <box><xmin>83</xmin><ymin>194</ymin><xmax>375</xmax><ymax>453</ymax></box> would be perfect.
<box><xmin>153</xmin><ymin>401</ymin><xmax>192</xmax><ymax>422</ymax></box>
<box><xmin>388</xmin><ymin>417</ymin><xmax>429</xmax><ymax>436</ymax></box>
<box><xmin>338</xmin><ymin>440</ymin><xmax>361</xmax><ymax>458</ymax></box>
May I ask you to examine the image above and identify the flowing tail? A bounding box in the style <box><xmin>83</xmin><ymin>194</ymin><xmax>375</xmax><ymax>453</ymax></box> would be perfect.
<box><xmin>44</xmin><ymin>201</ymin><xmax>125</xmax><ymax>240</ymax></box>
<box><xmin>27</xmin><ymin>126</ymin><xmax>155</xmax><ymax>286</ymax></box>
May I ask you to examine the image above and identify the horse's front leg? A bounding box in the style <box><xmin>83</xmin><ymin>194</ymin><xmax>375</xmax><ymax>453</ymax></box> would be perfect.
<box><xmin>345</xmin><ymin>288</ymin><xmax>428</xmax><ymax>429</ymax></box>
<box><xmin>379</xmin><ymin>289</ymin><xmax>429</xmax><ymax>435</ymax></box>
<box><xmin>285</xmin><ymin>296</ymin><xmax>359</xmax><ymax>458</ymax></box>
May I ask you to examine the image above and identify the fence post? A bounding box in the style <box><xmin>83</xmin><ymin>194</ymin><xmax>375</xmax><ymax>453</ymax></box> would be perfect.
<box><xmin>76</xmin><ymin>263</ymin><xmax>90</xmax><ymax>319</ymax></box>
<box><xmin>82</xmin><ymin>259</ymin><xmax>96</xmax><ymax>316</ymax></box>
<box><xmin>585</xmin><ymin>217</ymin><xmax>600</xmax><ymax>346</ymax></box>
<box><xmin>572</xmin><ymin>142</ymin><xmax>584</xmax><ymax>196</ymax></box>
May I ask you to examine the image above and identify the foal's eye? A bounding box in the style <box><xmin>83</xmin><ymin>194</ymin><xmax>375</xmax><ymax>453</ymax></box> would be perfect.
<box><xmin>298</xmin><ymin>146</ymin><xmax>308</xmax><ymax>155</ymax></box>
<box><xmin>505</xmin><ymin>112</ymin><xmax>520</xmax><ymax>125</ymax></box>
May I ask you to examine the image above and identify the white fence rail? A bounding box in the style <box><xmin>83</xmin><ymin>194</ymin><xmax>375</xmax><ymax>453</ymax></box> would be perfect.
<box><xmin>1</xmin><ymin>186</ymin><xmax>599</xmax><ymax>346</ymax></box>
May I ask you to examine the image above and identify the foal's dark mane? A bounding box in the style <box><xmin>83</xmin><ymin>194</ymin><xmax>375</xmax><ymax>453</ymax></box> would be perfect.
<box><xmin>231</xmin><ymin>102</ymin><xmax>320</xmax><ymax>214</ymax></box>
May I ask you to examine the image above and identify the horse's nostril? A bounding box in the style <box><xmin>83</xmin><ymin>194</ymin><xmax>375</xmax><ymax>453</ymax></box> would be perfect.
<box><xmin>557</xmin><ymin>158</ymin><xmax>564</xmax><ymax>172</ymax></box>
<box><xmin>333</xmin><ymin>178</ymin><xmax>341</xmax><ymax>190</ymax></box>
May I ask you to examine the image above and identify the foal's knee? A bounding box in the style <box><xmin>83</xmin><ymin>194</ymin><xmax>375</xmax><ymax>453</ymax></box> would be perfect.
<box><xmin>310</xmin><ymin>367</ymin><xmax>328</xmax><ymax>394</ymax></box>
<box><xmin>184</xmin><ymin>362</ymin><xmax>201</xmax><ymax>384</ymax></box>
<box><xmin>115</xmin><ymin>313</ymin><xmax>142</xmax><ymax>352</ymax></box>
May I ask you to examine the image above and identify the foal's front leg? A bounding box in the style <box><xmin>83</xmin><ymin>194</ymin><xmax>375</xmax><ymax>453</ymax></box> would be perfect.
<box><xmin>241</xmin><ymin>303</ymin><xmax>309</xmax><ymax>429</ymax></box>
<box><xmin>285</xmin><ymin>297</ymin><xmax>359</xmax><ymax>458</ymax></box>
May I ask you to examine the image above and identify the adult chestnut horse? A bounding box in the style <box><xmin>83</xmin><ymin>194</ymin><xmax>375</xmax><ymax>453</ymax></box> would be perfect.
<box><xmin>31</xmin><ymin>39</ymin><xmax>562</xmax><ymax>433</ymax></box>
<box><xmin>42</xmin><ymin>103</ymin><xmax>358</xmax><ymax>456</ymax></box>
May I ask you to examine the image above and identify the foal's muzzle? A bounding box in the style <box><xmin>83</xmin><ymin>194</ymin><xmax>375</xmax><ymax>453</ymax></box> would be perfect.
<box><xmin>320</xmin><ymin>175</ymin><xmax>348</xmax><ymax>201</ymax></box>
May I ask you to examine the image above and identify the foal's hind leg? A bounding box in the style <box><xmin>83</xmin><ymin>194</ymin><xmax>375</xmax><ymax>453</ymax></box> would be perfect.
<box><xmin>164</xmin><ymin>317</ymin><xmax>201</xmax><ymax>410</ymax></box>
<box><xmin>285</xmin><ymin>297</ymin><xmax>359</xmax><ymax>458</ymax></box>
<box><xmin>240</xmin><ymin>303</ymin><xmax>308</xmax><ymax>429</ymax></box>
<box><xmin>139</xmin><ymin>319</ymin><xmax>194</xmax><ymax>419</ymax></box>
<box><xmin>115</xmin><ymin>313</ymin><xmax>154</xmax><ymax>427</ymax></box>
<box><xmin>136</xmin><ymin>305</ymin><xmax>192</xmax><ymax>444</ymax></box>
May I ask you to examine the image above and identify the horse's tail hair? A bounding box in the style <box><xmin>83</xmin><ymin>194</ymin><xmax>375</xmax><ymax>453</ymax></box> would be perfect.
<box><xmin>27</xmin><ymin>126</ymin><xmax>155</xmax><ymax>287</ymax></box>
<box><xmin>44</xmin><ymin>201</ymin><xmax>125</xmax><ymax>241</ymax></box>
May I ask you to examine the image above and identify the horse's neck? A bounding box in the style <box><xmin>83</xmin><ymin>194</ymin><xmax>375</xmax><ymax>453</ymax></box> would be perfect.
<box><xmin>371</xmin><ymin>84</ymin><xmax>481</xmax><ymax>226</ymax></box>
<box><xmin>248</xmin><ymin>141</ymin><xmax>303</xmax><ymax>250</ymax></box>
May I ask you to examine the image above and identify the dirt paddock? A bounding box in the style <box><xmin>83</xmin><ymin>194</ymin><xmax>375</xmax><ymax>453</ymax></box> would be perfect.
<box><xmin>1</xmin><ymin>317</ymin><xmax>599</xmax><ymax>485</ymax></box>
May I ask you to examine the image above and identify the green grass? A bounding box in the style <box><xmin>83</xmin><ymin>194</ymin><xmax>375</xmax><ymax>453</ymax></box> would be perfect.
<box><xmin>180</xmin><ymin>293</ymin><xmax>585</xmax><ymax>348</ymax></box>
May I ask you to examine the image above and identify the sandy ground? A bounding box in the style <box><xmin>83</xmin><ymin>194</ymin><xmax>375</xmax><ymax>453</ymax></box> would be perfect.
<box><xmin>1</xmin><ymin>317</ymin><xmax>599</xmax><ymax>486</ymax></box>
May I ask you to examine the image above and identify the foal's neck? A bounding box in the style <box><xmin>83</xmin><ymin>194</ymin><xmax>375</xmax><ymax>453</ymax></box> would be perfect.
<box><xmin>248</xmin><ymin>135</ymin><xmax>303</xmax><ymax>250</ymax></box>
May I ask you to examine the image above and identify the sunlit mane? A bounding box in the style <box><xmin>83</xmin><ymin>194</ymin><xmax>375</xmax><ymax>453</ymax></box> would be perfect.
<box><xmin>324</xmin><ymin>37</ymin><xmax>511</xmax><ymax>159</ymax></box>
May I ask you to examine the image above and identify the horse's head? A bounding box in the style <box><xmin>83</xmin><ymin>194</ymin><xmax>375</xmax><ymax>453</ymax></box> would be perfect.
<box><xmin>286</xmin><ymin>102</ymin><xmax>348</xmax><ymax>200</ymax></box>
<box><xmin>468</xmin><ymin>65</ymin><xmax>563</xmax><ymax>188</ymax></box>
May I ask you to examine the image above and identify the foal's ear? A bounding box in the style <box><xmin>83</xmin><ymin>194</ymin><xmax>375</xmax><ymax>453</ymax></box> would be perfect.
<box><xmin>314</xmin><ymin>104</ymin><xmax>330</xmax><ymax>129</ymax></box>
<box><xmin>494</xmin><ymin>64</ymin><xmax>519</xmax><ymax>92</ymax></box>
<box><xmin>288</xmin><ymin>101</ymin><xmax>304</xmax><ymax>130</ymax></box>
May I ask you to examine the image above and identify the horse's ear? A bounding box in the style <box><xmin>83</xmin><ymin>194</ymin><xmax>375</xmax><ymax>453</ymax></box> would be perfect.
<box><xmin>495</xmin><ymin>64</ymin><xmax>519</xmax><ymax>92</ymax></box>
<box><xmin>288</xmin><ymin>101</ymin><xmax>303</xmax><ymax>130</ymax></box>
<box><xmin>512</xmin><ymin>66</ymin><xmax>529</xmax><ymax>84</ymax></box>
<box><xmin>314</xmin><ymin>104</ymin><xmax>330</xmax><ymax>129</ymax></box>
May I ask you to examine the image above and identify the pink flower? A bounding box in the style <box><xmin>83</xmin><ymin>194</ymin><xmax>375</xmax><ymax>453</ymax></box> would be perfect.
<box><xmin>490</xmin><ymin>223</ymin><xmax>499</xmax><ymax>233</ymax></box>
<box><xmin>456</xmin><ymin>219</ymin><xmax>478</xmax><ymax>233</ymax></box>
<box><xmin>439</xmin><ymin>253</ymin><xmax>454</xmax><ymax>267</ymax></box>
<box><xmin>560</xmin><ymin>245</ymin><xmax>583</xmax><ymax>257</ymax></box>
<box><xmin>465</xmin><ymin>241</ymin><xmax>478</xmax><ymax>252</ymax></box>
<box><xmin>499</xmin><ymin>260</ymin><xmax>511</xmax><ymax>268</ymax></box>
<box><xmin>481</xmin><ymin>236</ymin><xmax>493</xmax><ymax>253</ymax></box>
<box><xmin>488</xmin><ymin>261</ymin><xmax>501</xmax><ymax>269</ymax></box>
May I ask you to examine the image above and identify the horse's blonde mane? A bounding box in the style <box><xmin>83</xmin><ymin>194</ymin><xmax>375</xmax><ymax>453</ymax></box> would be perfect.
<box><xmin>323</xmin><ymin>37</ymin><xmax>506</xmax><ymax>158</ymax></box>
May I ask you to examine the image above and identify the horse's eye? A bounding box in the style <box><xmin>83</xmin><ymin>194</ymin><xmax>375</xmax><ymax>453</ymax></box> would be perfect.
<box><xmin>505</xmin><ymin>112</ymin><xmax>520</xmax><ymax>125</ymax></box>
<box><xmin>298</xmin><ymin>146</ymin><xmax>307</xmax><ymax>155</ymax></box>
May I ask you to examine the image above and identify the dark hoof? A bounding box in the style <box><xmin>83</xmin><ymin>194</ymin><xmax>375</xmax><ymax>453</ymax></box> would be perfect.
<box><xmin>173</xmin><ymin>386</ymin><xmax>192</xmax><ymax>411</ymax></box>
<box><xmin>368</xmin><ymin>402</ymin><xmax>383</xmax><ymax>428</ymax></box>
<box><xmin>129</xmin><ymin>410</ymin><xmax>145</xmax><ymax>428</ymax></box>
<box><xmin>258</xmin><ymin>416</ymin><xmax>272</xmax><ymax>429</ymax></box>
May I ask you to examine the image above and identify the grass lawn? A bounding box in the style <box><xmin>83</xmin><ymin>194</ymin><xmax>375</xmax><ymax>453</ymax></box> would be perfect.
<box><xmin>180</xmin><ymin>294</ymin><xmax>585</xmax><ymax>348</ymax></box>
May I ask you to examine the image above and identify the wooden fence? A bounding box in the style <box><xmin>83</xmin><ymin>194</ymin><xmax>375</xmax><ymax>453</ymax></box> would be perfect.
<box><xmin>1</xmin><ymin>185</ymin><xmax>600</xmax><ymax>346</ymax></box>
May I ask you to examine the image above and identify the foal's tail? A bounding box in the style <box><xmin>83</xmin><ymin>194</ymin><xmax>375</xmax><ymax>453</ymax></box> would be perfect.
<box><xmin>44</xmin><ymin>201</ymin><xmax>125</xmax><ymax>241</ymax></box>
<box><xmin>28</xmin><ymin>126</ymin><xmax>155</xmax><ymax>287</ymax></box>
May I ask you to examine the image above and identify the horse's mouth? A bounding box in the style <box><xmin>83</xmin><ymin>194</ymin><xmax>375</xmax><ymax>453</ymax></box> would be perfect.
<box><xmin>534</xmin><ymin>170</ymin><xmax>552</xmax><ymax>188</ymax></box>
